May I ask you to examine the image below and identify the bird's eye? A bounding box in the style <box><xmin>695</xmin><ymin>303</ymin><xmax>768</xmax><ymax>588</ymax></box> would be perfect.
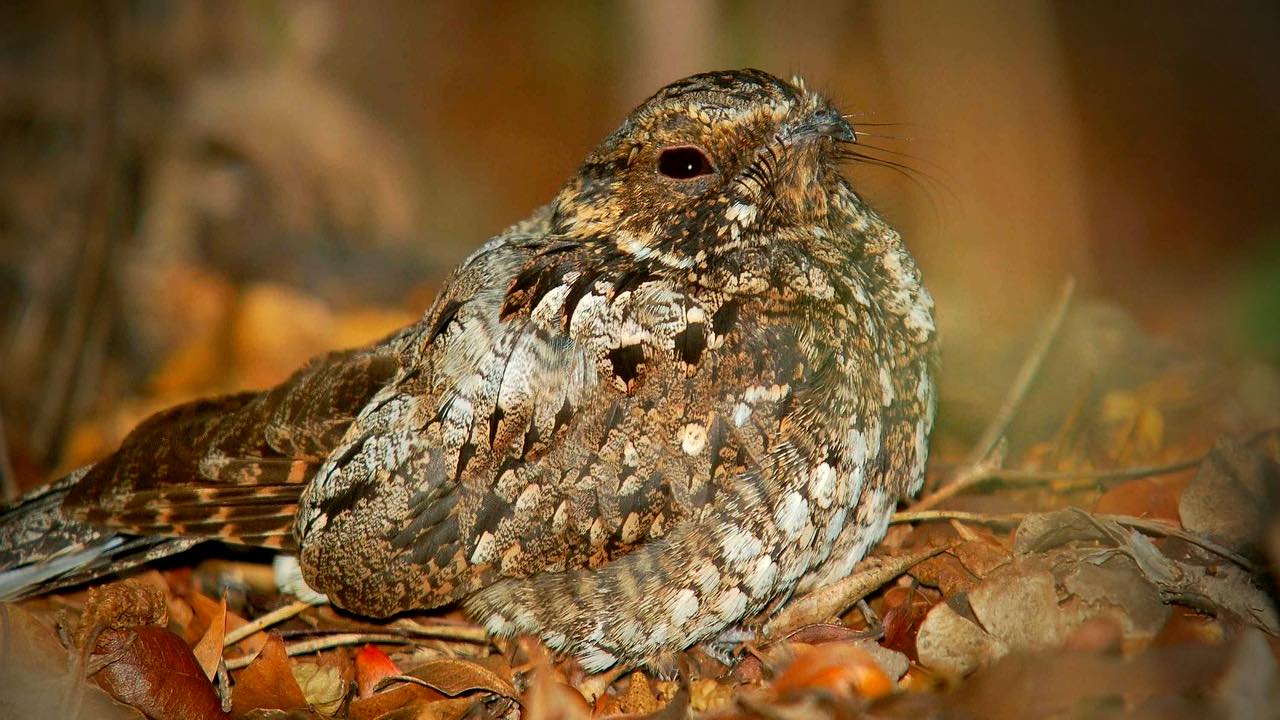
<box><xmin>657</xmin><ymin>146</ymin><xmax>715</xmax><ymax>180</ymax></box>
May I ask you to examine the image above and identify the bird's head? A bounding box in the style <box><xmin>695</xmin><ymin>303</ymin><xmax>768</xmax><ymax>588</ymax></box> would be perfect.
<box><xmin>551</xmin><ymin>69</ymin><xmax>861</xmax><ymax>270</ymax></box>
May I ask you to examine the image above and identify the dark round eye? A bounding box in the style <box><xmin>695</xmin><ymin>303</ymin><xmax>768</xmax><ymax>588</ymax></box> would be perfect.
<box><xmin>657</xmin><ymin>146</ymin><xmax>715</xmax><ymax>180</ymax></box>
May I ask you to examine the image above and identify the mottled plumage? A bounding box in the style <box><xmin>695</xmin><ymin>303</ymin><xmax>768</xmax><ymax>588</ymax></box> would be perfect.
<box><xmin>0</xmin><ymin>69</ymin><xmax>936</xmax><ymax>671</ymax></box>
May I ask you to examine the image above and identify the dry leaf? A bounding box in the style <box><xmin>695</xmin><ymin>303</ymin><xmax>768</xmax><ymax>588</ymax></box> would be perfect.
<box><xmin>355</xmin><ymin>644</ymin><xmax>401</xmax><ymax>699</ymax></box>
<box><xmin>347</xmin><ymin>685</ymin><xmax>446</xmax><ymax>720</ymax></box>
<box><xmin>192</xmin><ymin>597</ymin><xmax>227</xmax><ymax>680</ymax></box>
<box><xmin>522</xmin><ymin>665</ymin><xmax>590</xmax><ymax>720</ymax></box>
<box><xmin>0</xmin><ymin>603</ymin><xmax>145</xmax><ymax>720</ymax></box>
<box><xmin>1179</xmin><ymin>437</ymin><xmax>1278</xmax><ymax>557</ymax></box>
<box><xmin>1093</xmin><ymin>478</ymin><xmax>1181</xmax><ymax>522</ymax></box>
<box><xmin>93</xmin><ymin>625</ymin><xmax>229</xmax><ymax>720</ymax></box>
<box><xmin>916</xmin><ymin>600</ymin><xmax>1007</xmax><ymax>676</ymax></box>
<box><xmin>292</xmin><ymin>662</ymin><xmax>346</xmax><ymax>717</ymax></box>
<box><xmin>968</xmin><ymin>569</ymin><xmax>1066</xmax><ymax>651</ymax></box>
<box><xmin>232</xmin><ymin>634</ymin><xmax>310</xmax><ymax>716</ymax></box>
<box><xmin>879</xmin><ymin>585</ymin><xmax>934</xmax><ymax>659</ymax></box>
<box><xmin>772</xmin><ymin>641</ymin><xmax>894</xmax><ymax>700</ymax></box>
<box><xmin>616</xmin><ymin>672</ymin><xmax>659</xmax><ymax>715</ymax></box>
<box><xmin>383</xmin><ymin>656</ymin><xmax>518</xmax><ymax>700</ymax></box>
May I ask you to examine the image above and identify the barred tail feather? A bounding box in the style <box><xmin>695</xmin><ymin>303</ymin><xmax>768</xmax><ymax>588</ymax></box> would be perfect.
<box><xmin>0</xmin><ymin>469</ymin><xmax>198</xmax><ymax>600</ymax></box>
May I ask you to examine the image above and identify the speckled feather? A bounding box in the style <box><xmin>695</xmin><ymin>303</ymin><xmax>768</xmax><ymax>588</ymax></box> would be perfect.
<box><xmin>0</xmin><ymin>69</ymin><xmax>935</xmax><ymax>671</ymax></box>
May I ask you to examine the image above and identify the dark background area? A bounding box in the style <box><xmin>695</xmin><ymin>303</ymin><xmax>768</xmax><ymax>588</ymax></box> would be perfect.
<box><xmin>1</xmin><ymin>0</ymin><xmax>1277</xmax><ymax>493</ymax></box>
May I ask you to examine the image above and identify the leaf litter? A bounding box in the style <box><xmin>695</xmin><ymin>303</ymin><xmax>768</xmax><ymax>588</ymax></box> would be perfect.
<box><xmin>4</xmin><ymin>283</ymin><xmax>1279</xmax><ymax>719</ymax></box>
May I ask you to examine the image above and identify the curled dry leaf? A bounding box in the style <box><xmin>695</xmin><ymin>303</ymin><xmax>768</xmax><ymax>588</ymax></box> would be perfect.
<box><xmin>522</xmin><ymin>666</ymin><xmax>591</xmax><ymax>720</ymax></box>
<box><xmin>347</xmin><ymin>685</ymin><xmax>446</xmax><ymax>720</ymax></box>
<box><xmin>92</xmin><ymin>625</ymin><xmax>229</xmax><ymax>720</ymax></box>
<box><xmin>879</xmin><ymin>585</ymin><xmax>934</xmax><ymax>660</ymax></box>
<box><xmin>1020</xmin><ymin>508</ymin><xmax>1279</xmax><ymax>635</ymax></box>
<box><xmin>355</xmin><ymin>644</ymin><xmax>401</xmax><ymax>698</ymax></box>
<box><xmin>1179</xmin><ymin>436</ymin><xmax>1278</xmax><ymax>558</ymax></box>
<box><xmin>231</xmin><ymin>633</ymin><xmax>310</xmax><ymax>716</ymax></box>
<box><xmin>771</xmin><ymin>641</ymin><xmax>895</xmax><ymax>701</ymax></box>
<box><xmin>292</xmin><ymin>662</ymin><xmax>346</xmax><ymax>717</ymax></box>
<box><xmin>191</xmin><ymin>597</ymin><xmax>227</xmax><ymax>680</ymax></box>
<box><xmin>379</xmin><ymin>655</ymin><xmax>517</xmax><ymax>703</ymax></box>
<box><xmin>75</xmin><ymin>581</ymin><xmax>168</xmax><ymax>646</ymax></box>
<box><xmin>910</xmin><ymin>552</ymin><xmax>981</xmax><ymax>596</ymax></box>
<box><xmin>967</xmin><ymin>569</ymin><xmax>1065</xmax><ymax>651</ymax></box>
<box><xmin>916</xmin><ymin>600</ymin><xmax>1007</xmax><ymax>677</ymax></box>
<box><xmin>0</xmin><ymin>602</ymin><xmax>145</xmax><ymax>720</ymax></box>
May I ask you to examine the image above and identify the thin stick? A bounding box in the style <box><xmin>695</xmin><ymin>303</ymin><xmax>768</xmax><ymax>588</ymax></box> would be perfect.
<box><xmin>30</xmin><ymin>0</ymin><xmax>120</xmax><ymax>465</ymax></box>
<box><xmin>967</xmin><ymin>277</ymin><xmax>1076</xmax><ymax>467</ymax></box>
<box><xmin>764</xmin><ymin>544</ymin><xmax>949</xmax><ymax>637</ymax></box>
<box><xmin>0</xmin><ymin>410</ymin><xmax>17</xmax><ymax>501</ymax></box>
<box><xmin>892</xmin><ymin>510</ymin><xmax>1025</xmax><ymax>526</ymax></box>
<box><xmin>989</xmin><ymin>457</ymin><xmax>1201</xmax><ymax>484</ymax></box>
<box><xmin>225</xmin><ymin>633</ymin><xmax>412</xmax><ymax>670</ymax></box>
<box><xmin>914</xmin><ymin>278</ymin><xmax>1075</xmax><ymax>511</ymax></box>
<box><xmin>390</xmin><ymin>621</ymin><xmax>489</xmax><ymax>644</ymax></box>
<box><xmin>1095</xmin><ymin>513</ymin><xmax>1258</xmax><ymax>574</ymax></box>
<box><xmin>890</xmin><ymin>508</ymin><xmax>1257</xmax><ymax>574</ymax></box>
<box><xmin>223</xmin><ymin>599</ymin><xmax>318</xmax><ymax>647</ymax></box>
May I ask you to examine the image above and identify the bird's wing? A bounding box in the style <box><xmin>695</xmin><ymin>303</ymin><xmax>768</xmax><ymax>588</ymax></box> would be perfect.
<box><xmin>60</xmin><ymin>343</ymin><xmax>402</xmax><ymax>550</ymax></box>
<box><xmin>294</xmin><ymin>235</ymin><xmax>829</xmax><ymax>619</ymax></box>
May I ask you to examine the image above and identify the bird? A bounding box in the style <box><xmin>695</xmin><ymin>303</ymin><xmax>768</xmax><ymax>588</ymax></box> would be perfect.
<box><xmin>0</xmin><ymin>69</ymin><xmax>936</xmax><ymax>672</ymax></box>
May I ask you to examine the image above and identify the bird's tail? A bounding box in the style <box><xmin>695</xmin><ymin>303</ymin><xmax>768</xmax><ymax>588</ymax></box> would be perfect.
<box><xmin>0</xmin><ymin>469</ymin><xmax>196</xmax><ymax>600</ymax></box>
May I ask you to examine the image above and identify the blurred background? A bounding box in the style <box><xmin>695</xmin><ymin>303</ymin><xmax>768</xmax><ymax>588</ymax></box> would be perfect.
<box><xmin>1</xmin><ymin>0</ymin><xmax>1278</xmax><ymax>496</ymax></box>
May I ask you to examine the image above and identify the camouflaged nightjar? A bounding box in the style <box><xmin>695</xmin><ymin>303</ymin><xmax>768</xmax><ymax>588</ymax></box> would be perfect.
<box><xmin>0</xmin><ymin>69</ymin><xmax>936</xmax><ymax>673</ymax></box>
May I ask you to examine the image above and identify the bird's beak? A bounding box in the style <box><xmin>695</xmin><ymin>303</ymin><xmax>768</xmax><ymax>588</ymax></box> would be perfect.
<box><xmin>789</xmin><ymin>107</ymin><xmax>855</xmax><ymax>144</ymax></box>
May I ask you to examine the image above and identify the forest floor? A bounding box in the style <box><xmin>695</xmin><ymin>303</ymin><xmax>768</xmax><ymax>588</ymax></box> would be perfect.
<box><xmin>3</xmin><ymin>278</ymin><xmax>1278</xmax><ymax>720</ymax></box>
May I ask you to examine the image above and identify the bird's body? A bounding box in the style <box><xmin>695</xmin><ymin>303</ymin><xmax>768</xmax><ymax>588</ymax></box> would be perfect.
<box><xmin>0</xmin><ymin>69</ymin><xmax>935</xmax><ymax>671</ymax></box>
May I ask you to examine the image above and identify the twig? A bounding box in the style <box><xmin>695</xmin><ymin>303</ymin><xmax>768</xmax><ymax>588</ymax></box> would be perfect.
<box><xmin>390</xmin><ymin>620</ymin><xmax>489</xmax><ymax>644</ymax></box>
<box><xmin>988</xmin><ymin>456</ymin><xmax>1202</xmax><ymax>484</ymax></box>
<box><xmin>764</xmin><ymin>544</ymin><xmax>949</xmax><ymax>638</ymax></box>
<box><xmin>223</xmin><ymin>599</ymin><xmax>319</xmax><ymax>647</ymax></box>
<box><xmin>912</xmin><ymin>455</ymin><xmax>1204</xmax><ymax>510</ymax></box>
<box><xmin>225</xmin><ymin>633</ymin><xmax>412</xmax><ymax>670</ymax></box>
<box><xmin>1094</xmin><ymin>512</ymin><xmax>1258</xmax><ymax>575</ymax></box>
<box><xmin>890</xmin><ymin>508</ymin><xmax>1258</xmax><ymax>574</ymax></box>
<box><xmin>0</xmin><ymin>410</ymin><xmax>17</xmax><ymax>501</ymax></box>
<box><xmin>892</xmin><ymin>510</ymin><xmax>1025</xmax><ymax>526</ymax></box>
<box><xmin>30</xmin><ymin>0</ymin><xmax>120</xmax><ymax>465</ymax></box>
<box><xmin>913</xmin><ymin>278</ymin><xmax>1075</xmax><ymax>511</ymax></box>
<box><xmin>966</xmin><ymin>277</ymin><xmax>1076</xmax><ymax>467</ymax></box>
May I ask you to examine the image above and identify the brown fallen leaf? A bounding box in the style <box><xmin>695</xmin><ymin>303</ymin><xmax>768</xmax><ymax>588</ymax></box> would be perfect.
<box><xmin>370</xmin><ymin>697</ymin><xmax>478</xmax><ymax>720</ymax></box>
<box><xmin>967</xmin><ymin>568</ymin><xmax>1066</xmax><ymax>652</ymax></box>
<box><xmin>68</xmin><ymin>581</ymin><xmax>227</xmax><ymax>720</ymax></box>
<box><xmin>231</xmin><ymin>633</ymin><xmax>310</xmax><ymax>716</ymax></box>
<box><xmin>0</xmin><ymin>602</ymin><xmax>145</xmax><ymax>720</ymax></box>
<box><xmin>355</xmin><ymin>644</ymin><xmax>401</xmax><ymax>699</ymax></box>
<box><xmin>910</xmin><ymin>551</ymin><xmax>981</xmax><ymax>596</ymax></box>
<box><xmin>347</xmin><ymin>685</ymin><xmax>446</xmax><ymax>720</ymax></box>
<box><xmin>292</xmin><ymin>662</ymin><xmax>346</xmax><ymax>717</ymax></box>
<box><xmin>879</xmin><ymin>584</ymin><xmax>934</xmax><ymax>660</ymax></box>
<box><xmin>192</xmin><ymin>597</ymin><xmax>227</xmax><ymax>680</ymax></box>
<box><xmin>771</xmin><ymin>641</ymin><xmax>894</xmax><ymax>701</ymax></box>
<box><xmin>764</xmin><ymin>545</ymin><xmax>948</xmax><ymax>637</ymax></box>
<box><xmin>379</xmin><ymin>655</ymin><xmax>518</xmax><ymax>700</ymax></box>
<box><xmin>93</xmin><ymin>625</ymin><xmax>229</xmax><ymax>720</ymax></box>
<box><xmin>521</xmin><ymin>665</ymin><xmax>591</xmax><ymax>720</ymax></box>
<box><xmin>1093</xmin><ymin>477</ymin><xmax>1182</xmax><ymax>522</ymax></box>
<box><xmin>1179</xmin><ymin>436</ymin><xmax>1278</xmax><ymax>558</ymax></box>
<box><xmin>616</xmin><ymin>671</ymin><xmax>660</xmax><ymax>716</ymax></box>
<box><xmin>915</xmin><ymin>599</ymin><xmax>1007</xmax><ymax>677</ymax></box>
